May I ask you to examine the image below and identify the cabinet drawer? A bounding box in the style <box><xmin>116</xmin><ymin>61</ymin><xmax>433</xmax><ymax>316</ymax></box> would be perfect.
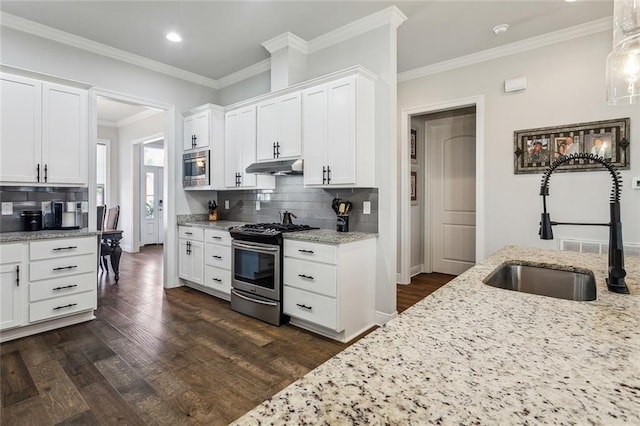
<box><xmin>204</xmin><ymin>229</ymin><xmax>231</xmax><ymax>246</ymax></box>
<box><xmin>29</xmin><ymin>272</ymin><xmax>95</xmax><ymax>302</ymax></box>
<box><xmin>178</xmin><ymin>226</ymin><xmax>204</xmax><ymax>241</ymax></box>
<box><xmin>284</xmin><ymin>257</ymin><xmax>336</xmax><ymax>297</ymax></box>
<box><xmin>284</xmin><ymin>240</ymin><xmax>336</xmax><ymax>264</ymax></box>
<box><xmin>204</xmin><ymin>265</ymin><xmax>231</xmax><ymax>294</ymax></box>
<box><xmin>204</xmin><ymin>243</ymin><xmax>231</xmax><ymax>269</ymax></box>
<box><xmin>30</xmin><ymin>254</ymin><xmax>95</xmax><ymax>282</ymax></box>
<box><xmin>30</xmin><ymin>237</ymin><xmax>95</xmax><ymax>261</ymax></box>
<box><xmin>0</xmin><ymin>243</ymin><xmax>25</xmax><ymax>264</ymax></box>
<box><xmin>29</xmin><ymin>290</ymin><xmax>96</xmax><ymax>323</ymax></box>
<box><xmin>283</xmin><ymin>286</ymin><xmax>338</xmax><ymax>331</ymax></box>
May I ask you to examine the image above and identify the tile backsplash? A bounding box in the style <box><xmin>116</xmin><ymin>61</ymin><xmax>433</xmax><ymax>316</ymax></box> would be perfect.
<box><xmin>218</xmin><ymin>176</ymin><xmax>378</xmax><ymax>233</ymax></box>
<box><xmin>0</xmin><ymin>186</ymin><xmax>89</xmax><ymax>232</ymax></box>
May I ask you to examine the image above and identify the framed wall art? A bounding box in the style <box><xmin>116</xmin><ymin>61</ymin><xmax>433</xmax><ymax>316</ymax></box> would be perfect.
<box><xmin>411</xmin><ymin>169</ymin><xmax>418</xmax><ymax>205</ymax></box>
<box><xmin>513</xmin><ymin>117</ymin><xmax>630</xmax><ymax>174</ymax></box>
<box><xmin>411</xmin><ymin>128</ymin><xmax>418</xmax><ymax>163</ymax></box>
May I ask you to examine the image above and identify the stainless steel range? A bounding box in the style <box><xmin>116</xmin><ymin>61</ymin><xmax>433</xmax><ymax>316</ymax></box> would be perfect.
<box><xmin>229</xmin><ymin>223</ymin><xmax>317</xmax><ymax>325</ymax></box>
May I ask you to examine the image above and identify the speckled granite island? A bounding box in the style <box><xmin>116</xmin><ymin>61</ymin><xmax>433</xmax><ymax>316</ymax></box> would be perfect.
<box><xmin>0</xmin><ymin>229</ymin><xmax>98</xmax><ymax>243</ymax></box>
<box><xmin>233</xmin><ymin>246</ymin><xmax>640</xmax><ymax>425</ymax></box>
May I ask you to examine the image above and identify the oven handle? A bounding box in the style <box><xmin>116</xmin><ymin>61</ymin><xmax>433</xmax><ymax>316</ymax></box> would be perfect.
<box><xmin>232</xmin><ymin>241</ymin><xmax>280</xmax><ymax>253</ymax></box>
<box><xmin>231</xmin><ymin>290</ymin><xmax>278</xmax><ymax>307</ymax></box>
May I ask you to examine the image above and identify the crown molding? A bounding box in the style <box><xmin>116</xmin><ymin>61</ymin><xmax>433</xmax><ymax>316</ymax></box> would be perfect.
<box><xmin>262</xmin><ymin>32</ymin><xmax>308</xmax><ymax>54</ymax></box>
<box><xmin>97</xmin><ymin>120</ymin><xmax>117</xmax><ymax>128</ymax></box>
<box><xmin>398</xmin><ymin>16</ymin><xmax>612</xmax><ymax>83</ymax></box>
<box><xmin>117</xmin><ymin>108</ymin><xmax>164</xmax><ymax>128</ymax></box>
<box><xmin>217</xmin><ymin>58</ymin><xmax>271</xmax><ymax>89</ymax></box>
<box><xmin>308</xmin><ymin>6</ymin><xmax>407</xmax><ymax>53</ymax></box>
<box><xmin>1</xmin><ymin>12</ymin><xmax>220</xmax><ymax>89</ymax></box>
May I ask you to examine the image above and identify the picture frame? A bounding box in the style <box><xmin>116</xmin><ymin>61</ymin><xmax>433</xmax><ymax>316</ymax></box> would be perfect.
<box><xmin>411</xmin><ymin>170</ymin><xmax>418</xmax><ymax>205</ymax></box>
<box><xmin>410</xmin><ymin>128</ymin><xmax>418</xmax><ymax>163</ymax></box>
<box><xmin>513</xmin><ymin>117</ymin><xmax>630</xmax><ymax>174</ymax></box>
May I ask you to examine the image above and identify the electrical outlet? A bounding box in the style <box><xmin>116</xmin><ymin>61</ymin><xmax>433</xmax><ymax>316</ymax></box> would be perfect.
<box><xmin>225</xmin><ymin>200</ymin><xmax>230</xmax><ymax>209</ymax></box>
<box><xmin>363</xmin><ymin>201</ymin><xmax>371</xmax><ymax>215</ymax></box>
<box><xmin>1</xmin><ymin>202</ymin><xmax>12</xmax><ymax>215</ymax></box>
<box><xmin>256</xmin><ymin>201</ymin><xmax>261</xmax><ymax>211</ymax></box>
<box><xmin>633</xmin><ymin>177</ymin><xmax>640</xmax><ymax>190</ymax></box>
<box><xmin>81</xmin><ymin>201</ymin><xmax>89</xmax><ymax>213</ymax></box>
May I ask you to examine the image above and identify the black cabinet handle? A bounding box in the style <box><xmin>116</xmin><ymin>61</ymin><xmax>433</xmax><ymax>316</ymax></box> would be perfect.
<box><xmin>191</xmin><ymin>135</ymin><xmax>196</xmax><ymax>149</ymax></box>
<box><xmin>185</xmin><ymin>232</ymin><xmax>193</xmax><ymax>235</ymax></box>
<box><xmin>36</xmin><ymin>163</ymin><xmax>40</xmax><ymax>182</ymax></box>
<box><xmin>322</xmin><ymin>166</ymin><xmax>326</xmax><ymax>184</ymax></box>
<box><xmin>298</xmin><ymin>274</ymin><xmax>314</xmax><ymax>280</ymax></box>
<box><xmin>212</xmin><ymin>278</ymin><xmax>222</xmax><ymax>282</ymax></box>
<box><xmin>53</xmin><ymin>246</ymin><xmax>78</xmax><ymax>251</ymax></box>
<box><xmin>44</xmin><ymin>164</ymin><xmax>48</xmax><ymax>182</ymax></box>
<box><xmin>211</xmin><ymin>236</ymin><xmax>222</xmax><ymax>240</ymax></box>
<box><xmin>276</xmin><ymin>142</ymin><xmax>280</xmax><ymax>158</ymax></box>
<box><xmin>52</xmin><ymin>265</ymin><xmax>78</xmax><ymax>271</ymax></box>
<box><xmin>296</xmin><ymin>303</ymin><xmax>312</xmax><ymax>311</ymax></box>
<box><xmin>326</xmin><ymin>165</ymin><xmax>331</xmax><ymax>184</ymax></box>
<box><xmin>53</xmin><ymin>284</ymin><xmax>78</xmax><ymax>291</ymax></box>
<box><xmin>212</xmin><ymin>255</ymin><xmax>222</xmax><ymax>259</ymax></box>
<box><xmin>16</xmin><ymin>265</ymin><xmax>19</xmax><ymax>287</ymax></box>
<box><xmin>298</xmin><ymin>249</ymin><xmax>314</xmax><ymax>254</ymax></box>
<box><xmin>273</xmin><ymin>142</ymin><xmax>276</xmax><ymax>158</ymax></box>
<box><xmin>53</xmin><ymin>303</ymin><xmax>77</xmax><ymax>311</ymax></box>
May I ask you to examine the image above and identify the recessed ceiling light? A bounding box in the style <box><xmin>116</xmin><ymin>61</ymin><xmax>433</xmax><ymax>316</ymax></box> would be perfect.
<box><xmin>565</xmin><ymin>0</ymin><xmax>577</xmax><ymax>2</ymax></box>
<box><xmin>493</xmin><ymin>24</ymin><xmax>509</xmax><ymax>35</ymax></box>
<box><xmin>166</xmin><ymin>32</ymin><xmax>182</xmax><ymax>43</ymax></box>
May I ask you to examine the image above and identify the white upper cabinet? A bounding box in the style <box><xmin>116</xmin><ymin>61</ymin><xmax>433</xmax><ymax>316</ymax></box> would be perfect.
<box><xmin>256</xmin><ymin>91</ymin><xmax>301</xmax><ymax>162</ymax></box>
<box><xmin>182</xmin><ymin>104</ymin><xmax>225</xmax><ymax>189</ymax></box>
<box><xmin>225</xmin><ymin>106</ymin><xmax>274</xmax><ymax>189</ymax></box>
<box><xmin>0</xmin><ymin>74</ymin><xmax>88</xmax><ymax>185</ymax></box>
<box><xmin>183</xmin><ymin>109</ymin><xmax>211</xmax><ymax>151</ymax></box>
<box><xmin>302</xmin><ymin>74</ymin><xmax>375</xmax><ymax>188</ymax></box>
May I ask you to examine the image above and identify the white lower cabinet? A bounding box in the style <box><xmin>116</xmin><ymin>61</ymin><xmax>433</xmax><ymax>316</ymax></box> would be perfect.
<box><xmin>0</xmin><ymin>244</ymin><xmax>26</xmax><ymax>331</ymax></box>
<box><xmin>0</xmin><ymin>236</ymin><xmax>97</xmax><ymax>343</ymax></box>
<box><xmin>283</xmin><ymin>237</ymin><xmax>376</xmax><ymax>343</ymax></box>
<box><xmin>179</xmin><ymin>226</ymin><xmax>231</xmax><ymax>300</ymax></box>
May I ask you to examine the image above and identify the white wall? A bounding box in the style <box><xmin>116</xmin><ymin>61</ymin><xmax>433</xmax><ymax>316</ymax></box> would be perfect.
<box><xmin>1</xmin><ymin>26</ymin><xmax>220</xmax><ymax>287</ymax></box>
<box><xmin>97</xmin><ymin>125</ymin><xmax>119</xmax><ymax>208</ymax></box>
<box><xmin>218</xmin><ymin>71</ymin><xmax>271</xmax><ymax>106</ymax></box>
<box><xmin>398</xmin><ymin>31</ymin><xmax>640</xmax><ymax>261</ymax></box>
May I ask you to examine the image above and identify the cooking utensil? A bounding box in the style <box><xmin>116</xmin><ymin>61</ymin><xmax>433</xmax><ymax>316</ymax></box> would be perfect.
<box><xmin>344</xmin><ymin>202</ymin><xmax>352</xmax><ymax>215</ymax></box>
<box><xmin>338</xmin><ymin>203</ymin><xmax>346</xmax><ymax>215</ymax></box>
<box><xmin>331</xmin><ymin>198</ymin><xmax>341</xmax><ymax>214</ymax></box>
<box><xmin>282</xmin><ymin>211</ymin><xmax>297</xmax><ymax>225</ymax></box>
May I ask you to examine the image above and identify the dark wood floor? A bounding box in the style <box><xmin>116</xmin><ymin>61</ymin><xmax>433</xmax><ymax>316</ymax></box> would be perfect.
<box><xmin>1</xmin><ymin>245</ymin><xmax>450</xmax><ymax>425</ymax></box>
<box><xmin>397</xmin><ymin>272</ymin><xmax>455</xmax><ymax>313</ymax></box>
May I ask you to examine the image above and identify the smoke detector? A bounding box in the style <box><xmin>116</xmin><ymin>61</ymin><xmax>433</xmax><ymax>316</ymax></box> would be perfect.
<box><xmin>493</xmin><ymin>24</ymin><xmax>509</xmax><ymax>35</ymax></box>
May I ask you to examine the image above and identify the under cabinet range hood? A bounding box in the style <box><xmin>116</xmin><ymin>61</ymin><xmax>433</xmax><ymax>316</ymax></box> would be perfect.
<box><xmin>246</xmin><ymin>159</ymin><xmax>303</xmax><ymax>175</ymax></box>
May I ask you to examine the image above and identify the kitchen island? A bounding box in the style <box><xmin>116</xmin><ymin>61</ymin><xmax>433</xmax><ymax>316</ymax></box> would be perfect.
<box><xmin>233</xmin><ymin>246</ymin><xmax>640</xmax><ymax>424</ymax></box>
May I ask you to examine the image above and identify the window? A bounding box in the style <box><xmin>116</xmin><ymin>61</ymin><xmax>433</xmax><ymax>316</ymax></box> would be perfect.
<box><xmin>144</xmin><ymin>145</ymin><xmax>164</xmax><ymax>167</ymax></box>
<box><xmin>97</xmin><ymin>140</ymin><xmax>109</xmax><ymax>206</ymax></box>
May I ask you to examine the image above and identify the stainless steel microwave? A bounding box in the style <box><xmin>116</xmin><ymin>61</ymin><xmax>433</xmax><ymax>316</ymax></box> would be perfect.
<box><xmin>183</xmin><ymin>150</ymin><xmax>210</xmax><ymax>187</ymax></box>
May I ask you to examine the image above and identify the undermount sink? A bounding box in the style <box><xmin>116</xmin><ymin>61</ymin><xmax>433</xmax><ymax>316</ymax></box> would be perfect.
<box><xmin>483</xmin><ymin>263</ymin><xmax>596</xmax><ymax>301</ymax></box>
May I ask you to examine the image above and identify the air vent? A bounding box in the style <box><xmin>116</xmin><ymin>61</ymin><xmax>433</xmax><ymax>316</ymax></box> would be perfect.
<box><xmin>559</xmin><ymin>238</ymin><xmax>640</xmax><ymax>257</ymax></box>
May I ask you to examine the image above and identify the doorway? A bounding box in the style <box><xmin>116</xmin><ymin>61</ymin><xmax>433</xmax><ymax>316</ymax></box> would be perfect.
<box><xmin>398</xmin><ymin>96</ymin><xmax>485</xmax><ymax>284</ymax></box>
<box><xmin>413</xmin><ymin>108</ymin><xmax>476</xmax><ymax>276</ymax></box>
<box><xmin>140</xmin><ymin>141</ymin><xmax>165</xmax><ymax>246</ymax></box>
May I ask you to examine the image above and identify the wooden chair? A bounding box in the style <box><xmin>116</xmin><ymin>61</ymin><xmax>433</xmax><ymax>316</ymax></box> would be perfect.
<box><xmin>100</xmin><ymin>206</ymin><xmax>120</xmax><ymax>272</ymax></box>
<box><xmin>97</xmin><ymin>205</ymin><xmax>107</xmax><ymax>272</ymax></box>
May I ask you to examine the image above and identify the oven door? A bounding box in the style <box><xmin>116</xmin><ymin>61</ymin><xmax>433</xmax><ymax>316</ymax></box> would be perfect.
<box><xmin>183</xmin><ymin>150</ymin><xmax>210</xmax><ymax>187</ymax></box>
<box><xmin>231</xmin><ymin>240</ymin><xmax>280</xmax><ymax>300</ymax></box>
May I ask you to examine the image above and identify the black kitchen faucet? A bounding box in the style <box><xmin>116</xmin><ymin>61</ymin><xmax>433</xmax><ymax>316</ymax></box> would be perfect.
<box><xmin>539</xmin><ymin>153</ymin><xmax>629</xmax><ymax>294</ymax></box>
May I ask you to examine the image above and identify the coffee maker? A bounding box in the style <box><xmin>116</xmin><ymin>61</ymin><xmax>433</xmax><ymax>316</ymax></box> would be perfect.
<box><xmin>45</xmin><ymin>201</ymin><xmax>82</xmax><ymax>229</ymax></box>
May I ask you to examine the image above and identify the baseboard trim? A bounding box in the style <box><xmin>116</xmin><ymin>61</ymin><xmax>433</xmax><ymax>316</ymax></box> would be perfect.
<box><xmin>410</xmin><ymin>264</ymin><xmax>423</xmax><ymax>277</ymax></box>
<box><xmin>375</xmin><ymin>310</ymin><xmax>398</xmax><ymax>326</ymax></box>
<box><xmin>0</xmin><ymin>311</ymin><xmax>95</xmax><ymax>343</ymax></box>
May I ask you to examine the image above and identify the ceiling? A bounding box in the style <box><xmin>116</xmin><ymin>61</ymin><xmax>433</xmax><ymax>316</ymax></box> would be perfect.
<box><xmin>0</xmin><ymin>1</ymin><xmax>613</xmax><ymax>83</ymax></box>
<box><xmin>96</xmin><ymin>97</ymin><xmax>162</xmax><ymax>126</ymax></box>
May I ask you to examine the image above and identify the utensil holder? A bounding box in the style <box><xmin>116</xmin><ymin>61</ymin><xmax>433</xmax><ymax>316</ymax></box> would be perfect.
<box><xmin>337</xmin><ymin>215</ymin><xmax>349</xmax><ymax>232</ymax></box>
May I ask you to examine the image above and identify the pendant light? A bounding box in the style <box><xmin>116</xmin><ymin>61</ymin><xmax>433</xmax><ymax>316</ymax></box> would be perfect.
<box><xmin>606</xmin><ymin>0</ymin><xmax>640</xmax><ymax>105</ymax></box>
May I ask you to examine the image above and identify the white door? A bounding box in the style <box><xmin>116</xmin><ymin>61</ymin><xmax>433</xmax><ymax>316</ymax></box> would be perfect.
<box><xmin>0</xmin><ymin>74</ymin><xmax>42</xmax><ymax>183</ymax></box>
<box><xmin>277</xmin><ymin>91</ymin><xmax>301</xmax><ymax>159</ymax></box>
<box><xmin>224</xmin><ymin>110</ymin><xmax>240</xmax><ymax>188</ymax></box>
<box><xmin>256</xmin><ymin>99</ymin><xmax>278</xmax><ymax>161</ymax></box>
<box><xmin>428</xmin><ymin>112</ymin><xmax>476</xmax><ymax>275</ymax></box>
<box><xmin>326</xmin><ymin>77</ymin><xmax>356</xmax><ymax>185</ymax></box>
<box><xmin>0</xmin><ymin>264</ymin><xmax>23</xmax><ymax>330</ymax></box>
<box><xmin>42</xmin><ymin>83</ymin><xmax>88</xmax><ymax>184</ymax></box>
<box><xmin>238</xmin><ymin>106</ymin><xmax>257</xmax><ymax>188</ymax></box>
<box><xmin>302</xmin><ymin>84</ymin><xmax>327</xmax><ymax>186</ymax></box>
<box><xmin>141</xmin><ymin>165</ymin><xmax>163</xmax><ymax>245</ymax></box>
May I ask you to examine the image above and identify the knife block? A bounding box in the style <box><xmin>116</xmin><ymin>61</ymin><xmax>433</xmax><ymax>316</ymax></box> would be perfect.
<box><xmin>337</xmin><ymin>215</ymin><xmax>349</xmax><ymax>232</ymax></box>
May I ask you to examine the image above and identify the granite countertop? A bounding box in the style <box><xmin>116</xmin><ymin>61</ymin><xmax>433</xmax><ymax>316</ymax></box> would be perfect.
<box><xmin>0</xmin><ymin>229</ymin><xmax>99</xmax><ymax>243</ymax></box>
<box><xmin>233</xmin><ymin>246</ymin><xmax>640</xmax><ymax>425</ymax></box>
<box><xmin>284</xmin><ymin>229</ymin><xmax>377</xmax><ymax>244</ymax></box>
<box><xmin>177</xmin><ymin>219</ymin><xmax>248</xmax><ymax>231</ymax></box>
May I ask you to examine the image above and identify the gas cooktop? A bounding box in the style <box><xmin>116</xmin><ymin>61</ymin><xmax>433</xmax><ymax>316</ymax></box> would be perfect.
<box><xmin>230</xmin><ymin>223</ymin><xmax>318</xmax><ymax>236</ymax></box>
